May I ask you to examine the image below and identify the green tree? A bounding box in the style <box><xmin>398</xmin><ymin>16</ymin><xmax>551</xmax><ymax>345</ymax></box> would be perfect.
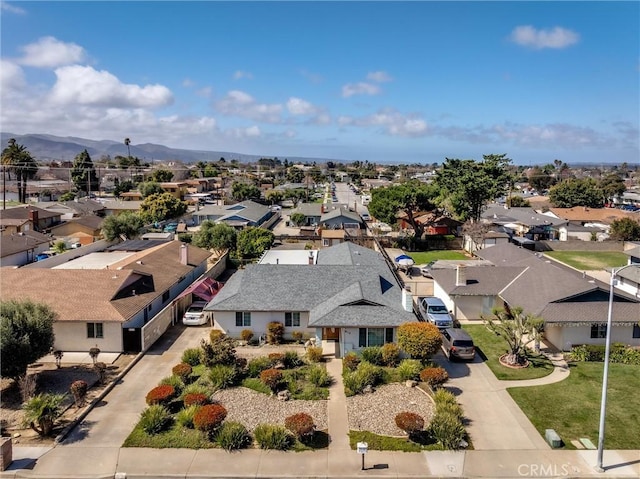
<box><xmin>204</xmin><ymin>165</ymin><xmax>219</xmax><ymax>177</ymax></box>
<box><xmin>22</xmin><ymin>393</ymin><xmax>66</xmax><ymax>436</ymax></box>
<box><xmin>193</xmin><ymin>221</ymin><xmax>237</xmax><ymax>256</ymax></box>
<box><xmin>231</xmin><ymin>182</ymin><xmax>262</xmax><ymax>201</ymax></box>
<box><xmin>289</xmin><ymin>212</ymin><xmax>306</xmax><ymax>226</ymax></box>
<box><xmin>150</xmin><ymin>169</ymin><xmax>174</xmax><ymax>183</ymax></box>
<box><xmin>397</xmin><ymin>322</ymin><xmax>442</xmax><ymax>361</ymax></box>
<box><xmin>101</xmin><ymin>211</ymin><xmax>144</xmax><ymax>241</ymax></box>
<box><xmin>70</xmin><ymin>149</ymin><xmax>99</xmax><ymax>196</ymax></box>
<box><xmin>548</xmin><ymin>178</ymin><xmax>603</xmax><ymax>208</ymax></box>
<box><xmin>528</xmin><ymin>166</ymin><xmax>555</xmax><ymax>192</ymax></box>
<box><xmin>481</xmin><ymin>306</ymin><xmax>544</xmax><ymax>366</ymax></box>
<box><xmin>140</xmin><ymin>192</ymin><xmax>187</xmax><ymax>224</ymax></box>
<box><xmin>2</xmin><ymin>139</ymin><xmax>38</xmax><ymax>203</ymax></box>
<box><xmin>265</xmin><ymin>190</ymin><xmax>284</xmax><ymax>205</ymax></box>
<box><xmin>113</xmin><ymin>179</ymin><xmax>134</xmax><ymax>198</ymax></box>
<box><xmin>1</xmin><ymin>300</ymin><xmax>56</xmax><ymax>379</ymax></box>
<box><xmin>236</xmin><ymin>227</ymin><xmax>274</xmax><ymax>259</ymax></box>
<box><xmin>506</xmin><ymin>196</ymin><xmax>531</xmax><ymax>207</ymax></box>
<box><xmin>52</xmin><ymin>240</ymin><xmax>67</xmax><ymax>255</ymax></box>
<box><xmin>609</xmin><ymin>217</ymin><xmax>640</xmax><ymax>241</ymax></box>
<box><xmin>138</xmin><ymin>181</ymin><xmax>164</xmax><ymax>198</ymax></box>
<box><xmin>368</xmin><ymin>180</ymin><xmax>439</xmax><ymax>238</ymax></box>
<box><xmin>435</xmin><ymin>154</ymin><xmax>512</xmax><ymax>222</ymax></box>
<box><xmin>598</xmin><ymin>174</ymin><xmax>626</xmax><ymax>203</ymax></box>
<box><xmin>286</xmin><ymin>168</ymin><xmax>305</xmax><ymax>183</ymax></box>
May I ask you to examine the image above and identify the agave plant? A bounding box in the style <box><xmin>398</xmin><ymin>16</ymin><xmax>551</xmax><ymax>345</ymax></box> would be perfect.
<box><xmin>22</xmin><ymin>393</ymin><xmax>66</xmax><ymax>436</ymax></box>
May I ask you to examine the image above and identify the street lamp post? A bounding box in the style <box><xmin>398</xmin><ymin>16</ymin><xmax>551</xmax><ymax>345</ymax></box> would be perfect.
<box><xmin>596</xmin><ymin>263</ymin><xmax>639</xmax><ymax>472</ymax></box>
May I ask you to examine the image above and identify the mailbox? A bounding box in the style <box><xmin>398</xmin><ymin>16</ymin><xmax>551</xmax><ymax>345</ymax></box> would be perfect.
<box><xmin>356</xmin><ymin>442</ymin><xmax>368</xmax><ymax>454</ymax></box>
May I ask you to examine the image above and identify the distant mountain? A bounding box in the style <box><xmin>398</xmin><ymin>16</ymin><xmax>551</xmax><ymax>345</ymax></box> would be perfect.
<box><xmin>0</xmin><ymin>132</ymin><xmax>337</xmax><ymax>165</ymax></box>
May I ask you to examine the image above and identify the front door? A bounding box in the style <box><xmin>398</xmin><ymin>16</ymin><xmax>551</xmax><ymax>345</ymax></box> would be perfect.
<box><xmin>322</xmin><ymin>327</ymin><xmax>339</xmax><ymax>340</ymax></box>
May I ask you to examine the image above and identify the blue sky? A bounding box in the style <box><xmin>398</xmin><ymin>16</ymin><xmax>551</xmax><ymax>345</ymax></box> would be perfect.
<box><xmin>1</xmin><ymin>1</ymin><xmax>638</xmax><ymax>165</ymax></box>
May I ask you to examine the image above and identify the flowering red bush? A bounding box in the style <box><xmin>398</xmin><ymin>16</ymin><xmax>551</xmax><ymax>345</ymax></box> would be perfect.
<box><xmin>268</xmin><ymin>353</ymin><xmax>284</xmax><ymax>362</ymax></box>
<box><xmin>193</xmin><ymin>403</ymin><xmax>227</xmax><ymax>433</ymax></box>
<box><xmin>419</xmin><ymin>367</ymin><xmax>449</xmax><ymax>388</ymax></box>
<box><xmin>183</xmin><ymin>393</ymin><xmax>208</xmax><ymax>407</ymax></box>
<box><xmin>145</xmin><ymin>384</ymin><xmax>176</xmax><ymax>405</ymax></box>
<box><xmin>259</xmin><ymin>368</ymin><xmax>283</xmax><ymax>392</ymax></box>
<box><xmin>284</xmin><ymin>412</ymin><xmax>315</xmax><ymax>439</ymax></box>
<box><xmin>172</xmin><ymin>363</ymin><xmax>192</xmax><ymax>381</ymax></box>
<box><xmin>395</xmin><ymin>412</ymin><xmax>425</xmax><ymax>436</ymax></box>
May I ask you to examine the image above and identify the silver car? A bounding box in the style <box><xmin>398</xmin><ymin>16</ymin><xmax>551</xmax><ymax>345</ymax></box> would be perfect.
<box><xmin>441</xmin><ymin>328</ymin><xmax>476</xmax><ymax>361</ymax></box>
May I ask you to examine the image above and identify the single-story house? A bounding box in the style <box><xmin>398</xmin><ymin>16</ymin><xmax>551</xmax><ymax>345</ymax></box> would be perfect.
<box><xmin>431</xmin><ymin>243</ymin><xmax>640</xmax><ymax>351</ymax></box>
<box><xmin>102</xmin><ymin>200</ymin><xmax>143</xmax><ymax>216</ymax></box>
<box><xmin>555</xmin><ymin>223</ymin><xmax>607</xmax><ymax>242</ymax></box>
<box><xmin>291</xmin><ymin>202</ymin><xmax>323</xmax><ymax>226</ymax></box>
<box><xmin>0</xmin><ymin>205</ymin><xmax>62</xmax><ymax>234</ymax></box>
<box><xmin>0</xmin><ymin>240</ymin><xmax>212</xmax><ymax>353</ymax></box>
<box><xmin>320</xmin><ymin>207</ymin><xmax>363</xmax><ymax>230</ymax></box>
<box><xmin>49</xmin><ymin>215</ymin><xmax>104</xmax><ymax>246</ymax></box>
<box><xmin>0</xmin><ymin>230</ymin><xmax>52</xmax><ymax>267</ymax></box>
<box><xmin>481</xmin><ymin>206</ymin><xmax>567</xmax><ymax>240</ymax></box>
<box><xmin>37</xmin><ymin>199</ymin><xmax>105</xmax><ymax>220</ymax></box>
<box><xmin>205</xmin><ymin>242</ymin><xmax>416</xmax><ymax>357</ymax></box>
<box><xmin>191</xmin><ymin>200</ymin><xmax>274</xmax><ymax>229</ymax></box>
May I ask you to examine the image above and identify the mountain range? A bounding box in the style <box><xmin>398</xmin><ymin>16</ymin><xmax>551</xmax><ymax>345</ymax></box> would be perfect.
<box><xmin>0</xmin><ymin>133</ymin><xmax>335</xmax><ymax>165</ymax></box>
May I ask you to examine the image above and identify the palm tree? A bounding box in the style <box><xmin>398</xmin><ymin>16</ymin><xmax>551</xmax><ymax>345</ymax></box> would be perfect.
<box><xmin>22</xmin><ymin>393</ymin><xmax>65</xmax><ymax>436</ymax></box>
<box><xmin>1</xmin><ymin>138</ymin><xmax>38</xmax><ymax>204</ymax></box>
<box><xmin>124</xmin><ymin>138</ymin><xmax>131</xmax><ymax>159</ymax></box>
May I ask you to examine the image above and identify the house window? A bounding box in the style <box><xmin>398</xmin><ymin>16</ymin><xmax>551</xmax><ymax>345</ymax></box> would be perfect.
<box><xmin>285</xmin><ymin>312</ymin><xmax>300</xmax><ymax>327</ymax></box>
<box><xmin>322</xmin><ymin>238</ymin><xmax>330</xmax><ymax>246</ymax></box>
<box><xmin>162</xmin><ymin>291</ymin><xmax>170</xmax><ymax>303</ymax></box>
<box><xmin>590</xmin><ymin>324</ymin><xmax>607</xmax><ymax>339</ymax></box>
<box><xmin>633</xmin><ymin>324</ymin><xmax>640</xmax><ymax>339</ymax></box>
<box><xmin>235</xmin><ymin>312</ymin><xmax>251</xmax><ymax>327</ymax></box>
<box><xmin>87</xmin><ymin>322</ymin><xmax>104</xmax><ymax>339</ymax></box>
<box><xmin>358</xmin><ymin>328</ymin><xmax>394</xmax><ymax>347</ymax></box>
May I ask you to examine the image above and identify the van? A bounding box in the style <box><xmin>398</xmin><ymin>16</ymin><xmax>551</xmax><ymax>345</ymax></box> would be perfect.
<box><xmin>418</xmin><ymin>297</ymin><xmax>454</xmax><ymax>329</ymax></box>
<box><xmin>441</xmin><ymin>328</ymin><xmax>475</xmax><ymax>361</ymax></box>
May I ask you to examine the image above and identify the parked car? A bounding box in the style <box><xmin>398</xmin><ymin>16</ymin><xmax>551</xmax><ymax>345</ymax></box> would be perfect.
<box><xmin>420</xmin><ymin>261</ymin><xmax>435</xmax><ymax>278</ymax></box>
<box><xmin>164</xmin><ymin>222</ymin><xmax>179</xmax><ymax>233</ymax></box>
<box><xmin>35</xmin><ymin>252</ymin><xmax>55</xmax><ymax>262</ymax></box>
<box><xmin>418</xmin><ymin>297</ymin><xmax>454</xmax><ymax>329</ymax></box>
<box><xmin>361</xmin><ymin>212</ymin><xmax>371</xmax><ymax>221</ymax></box>
<box><xmin>441</xmin><ymin>328</ymin><xmax>476</xmax><ymax>361</ymax></box>
<box><xmin>182</xmin><ymin>301</ymin><xmax>208</xmax><ymax>326</ymax></box>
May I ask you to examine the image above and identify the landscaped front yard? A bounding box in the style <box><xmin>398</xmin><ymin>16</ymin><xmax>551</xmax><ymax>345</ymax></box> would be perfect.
<box><xmin>409</xmin><ymin>250</ymin><xmax>468</xmax><ymax>264</ymax></box>
<box><xmin>463</xmin><ymin>325</ymin><xmax>554</xmax><ymax>380</ymax></box>
<box><xmin>544</xmin><ymin>251</ymin><xmax>627</xmax><ymax>271</ymax></box>
<box><xmin>508</xmin><ymin>362</ymin><xmax>640</xmax><ymax>449</ymax></box>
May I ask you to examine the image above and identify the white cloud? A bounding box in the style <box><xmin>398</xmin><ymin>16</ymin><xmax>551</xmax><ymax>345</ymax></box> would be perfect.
<box><xmin>509</xmin><ymin>25</ymin><xmax>580</xmax><ymax>49</ymax></box>
<box><xmin>0</xmin><ymin>59</ymin><xmax>25</xmax><ymax>91</ymax></box>
<box><xmin>215</xmin><ymin>90</ymin><xmax>283</xmax><ymax>123</ymax></box>
<box><xmin>226</xmin><ymin>125</ymin><xmax>262</xmax><ymax>139</ymax></box>
<box><xmin>367</xmin><ymin>71</ymin><xmax>392</xmax><ymax>83</ymax></box>
<box><xmin>1</xmin><ymin>2</ymin><xmax>26</xmax><ymax>14</ymax></box>
<box><xmin>286</xmin><ymin>97</ymin><xmax>316</xmax><ymax>115</ymax></box>
<box><xmin>341</xmin><ymin>82</ymin><xmax>381</xmax><ymax>98</ymax></box>
<box><xmin>337</xmin><ymin>109</ymin><xmax>429</xmax><ymax>137</ymax></box>
<box><xmin>49</xmin><ymin>65</ymin><xmax>173</xmax><ymax>108</ymax></box>
<box><xmin>233</xmin><ymin>70</ymin><xmax>253</xmax><ymax>80</ymax></box>
<box><xmin>19</xmin><ymin>36</ymin><xmax>87</xmax><ymax>67</ymax></box>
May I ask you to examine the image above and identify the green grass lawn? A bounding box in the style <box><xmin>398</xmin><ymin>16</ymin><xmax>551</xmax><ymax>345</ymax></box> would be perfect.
<box><xmin>544</xmin><ymin>251</ymin><xmax>627</xmax><ymax>271</ymax></box>
<box><xmin>508</xmin><ymin>362</ymin><xmax>640</xmax><ymax>449</ymax></box>
<box><xmin>408</xmin><ymin>250</ymin><xmax>468</xmax><ymax>265</ymax></box>
<box><xmin>463</xmin><ymin>325</ymin><xmax>554</xmax><ymax>380</ymax></box>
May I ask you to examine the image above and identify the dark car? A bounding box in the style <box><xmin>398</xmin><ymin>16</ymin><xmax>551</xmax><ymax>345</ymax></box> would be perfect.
<box><xmin>441</xmin><ymin>328</ymin><xmax>475</xmax><ymax>361</ymax></box>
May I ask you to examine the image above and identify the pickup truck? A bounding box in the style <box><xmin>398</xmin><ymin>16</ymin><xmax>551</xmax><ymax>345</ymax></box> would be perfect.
<box><xmin>418</xmin><ymin>296</ymin><xmax>454</xmax><ymax>329</ymax></box>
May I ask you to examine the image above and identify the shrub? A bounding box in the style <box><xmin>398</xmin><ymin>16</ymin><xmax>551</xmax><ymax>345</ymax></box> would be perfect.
<box><xmin>200</xmin><ymin>337</ymin><xmax>237</xmax><ymax>366</ymax></box>
<box><xmin>216</xmin><ymin>421</ymin><xmax>252</xmax><ymax>451</ymax></box>
<box><xmin>235</xmin><ymin>356</ymin><xmax>248</xmax><ymax>371</ymax></box>
<box><xmin>268</xmin><ymin>352</ymin><xmax>285</xmax><ymax>363</ymax></box>
<box><xmin>356</xmin><ymin>361</ymin><xmax>383</xmax><ymax>387</ymax></box>
<box><xmin>361</xmin><ymin>347</ymin><xmax>383</xmax><ymax>366</ymax></box>
<box><xmin>570</xmin><ymin>343</ymin><xmax>640</xmax><ymax>365</ymax></box>
<box><xmin>343</xmin><ymin>352</ymin><xmax>360</xmax><ymax>371</ymax></box>
<box><xmin>260</xmin><ymin>368</ymin><xmax>283</xmax><ymax>393</ymax></box>
<box><xmin>159</xmin><ymin>375</ymin><xmax>184</xmax><ymax>393</ymax></box>
<box><xmin>396</xmin><ymin>359</ymin><xmax>423</xmax><ymax>381</ymax></box>
<box><xmin>397</xmin><ymin>322</ymin><xmax>442</xmax><ymax>360</ymax></box>
<box><xmin>242</xmin><ymin>377</ymin><xmax>273</xmax><ymax>395</ymax></box>
<box><xmin>420</xmin><ymin>367</ymin><xmax>449</xmax><ymax>388</ymax></box>
<box><xmin>254</xmin><ymin>424</ymin><xmax>293</xmax><ymax>450</ymax></box>
<box><xmin>306</xmin><ymin>346</ymin><xmax>323</xmax><ymax>363</ymax></box>
<box><xmin>209</xmin><ymin>364</ymin><xmax>238</xmax><ymax>390</ymax></box>
<box><xmin>283</xmin><ymin>350</ymin><xmax>303</xmax><ymax>369</ymax></box>
<box><xmin>292</xmin><ymin>331</ymin><xmax>304</xmax><ymax>343</ymax></box>
<box><xmin>436</xmin><ymin>401</ymin><xmax>464</xmax><ymax>420</ymax></box>
<box><xmin>145</xmin><ymin>384</ymin><xmax>176</xmax><ymax>406</ymax></box>
<box><xmin>182</xmin><ymin>348</ymin><xmax>202</xmax><ymax>366</ymax></box>
<box><xmin>193</xmin><ymin>403</ymin><xmax>227</xmax><ymax>434</ymax></box>
<box><xmin>307</xmin><ymin>365</ymin><xmax>331</xmax><ymax>387</ymax></box>
<box><xmin>22</xmin><ymin>393</ymin><xmax>65</xmax><ymax>436</ymax></box>
<box><xmin>184</xmin><ymin>393</ymin><xmax>209</xmax><ymax>407</ymax></box>
<box><xmin>248</xmin><ymin>356</ymin><xmax>275</xmax><ymax>377</ymax></box>
<box><xmin>94</xmin><ymin>362</ymin><xmax>107</xmax><ymax>384</ymax></box>
<box><xmin>209</xmin><ymin>329</ymin><xmax>225</xmax><ymax>342</ymax></box>
<box><xmin>70</xmin><ymin>380</ymin><xmax>88</xmax><ymax>407</ymax></box>
<box><xmin>240</xmin><ymin>329</ymin><xmax>254</xmax><ymax>342</ymax></box>
<box><xmin>395</xmin><ymin>412</ymin><xmax>425</xmax><ymax>438</ymax></box>
<box><xmin>181</xmin><ymin>383</ymin><xmax>212</xmax><ymax>399</ymax></box>
<box><xmin>139</xmin><ymin>405</ymin><xmax>171</xmax><ymax>435</ymax></box>
<box><xmin>428</xmin><ymin>411</ymin><xmax>466</xmax><ymax>450</ymax></box>
<box><xmin>176</xmin><ymin>404</ymin><xmax>198</xmax><ymax>428</ymax></box>
<box><xmin>89</xmin><ymin>347</ymin><xmax>101</xmax><ymax>364</ymax></box>
<box><xmin>432</xmin><ymin>388</ymin><xmax>458</xmax><ymax>406</ymax></box>
<box><xmin>284</xmin><ymin>412</ymin><xmax>315</xmax><ymax>440</ymax></box>
<box><xmin>266</xmin><ymin>321</ymin><xmax>285</xmax><ymax>344</ymax></box>
<box><xmin>381</xmin><ymin>343</ymin><xmax>401</xmax><ymax>367</ymax></box>
<box><xmin>172</xmin><ymin>363</ymin><xmax>193</xmax><ymax>383</ymax></box>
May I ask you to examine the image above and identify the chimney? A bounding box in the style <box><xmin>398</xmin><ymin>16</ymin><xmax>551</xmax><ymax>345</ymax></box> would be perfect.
<box><xmin>401</xmin><ymin>286</ymin><xmax>413</xmax><ymax>312</ymax></box>
<box><xmin>180</xmin><ymin>244</ymin><xmax>188</xmax><ymax>265</ymax></box>
<box><xmin>308</xmin><ymin>251</ymin><xmax>314</xmax><ymax>265</ymax></box>
<box><xmin>455</xmin><ymin>265</ymin><xmax>467</xmax><ymax>286</ymax></box>
<box><xmin>28</xmin><ymin>209</ymin><xmax>39</xmax><ymax>227</ymax></box>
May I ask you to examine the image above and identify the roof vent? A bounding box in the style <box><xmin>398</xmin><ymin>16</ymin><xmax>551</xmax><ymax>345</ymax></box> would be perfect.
<box><xmin>136</xmin><ymin>260</ymin><xmax>143</xmax><ymax>265</ymax></box>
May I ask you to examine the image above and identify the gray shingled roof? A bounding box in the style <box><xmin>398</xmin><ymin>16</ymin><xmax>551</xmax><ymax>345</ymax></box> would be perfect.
<box><xmin>431</xmin><ymin>266</ymin><xmax>525</xmax><ymax>296</ymax></box>
<box><xmin>541</xmin><ymin>300</ymin><xmax>640</xmax><ymax>324</ymax></box>
<box><xmin>194</xmin><ymin>200</ymin><xmax>269</xmax><ymax>223</ymax></box>
<box><xmin>321</xmin><ymin>207</ymin><xmax>362</xmax><ymax>224</ymax></box>
<box><xmin>482</xmin><ymin>206</ymin><xmax>567</xmax><ymax>227</ymax></box>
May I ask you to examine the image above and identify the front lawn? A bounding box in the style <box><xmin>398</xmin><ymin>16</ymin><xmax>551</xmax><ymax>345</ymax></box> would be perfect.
<box><xmin>349</xmin><ymin>430</ymin><xmax>443</xmax><ymax>452</ymax></box>
<box><xmin>463</xmin><ymin>325</ymin><xmax>554</xmax><ymax>380</ymax></box>
<box><xmin>508</xmin><ymin>362</ymin><xmax>640</xmax><ymax>449</ymax></box>
<box><xmin>409</xmin><ymin>250</ymin><xmax>468</xmax><ymax>264</ymax></box>
<box><xmin>544</xmin><ymin>251</ymin><xmax>627</xmax><ymax>271</ymax></box>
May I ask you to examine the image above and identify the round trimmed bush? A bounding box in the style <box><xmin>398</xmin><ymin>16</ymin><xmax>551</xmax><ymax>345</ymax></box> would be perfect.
<box><xmin>395</xmin><ymin>411</ymin><xmax>425</xmax><ymax>437</ymax></box>
<box><xmin>70</xmin><ymin>380</ymin><xmax>88</xmax><ymax>406</ymax></box>
<box><xmin>381</xmin><ymin>343</ymin><xmax>401</xmax><ymax>367</ymax></box>
<box><xmin>284</xmin><ymin>412</ymin><xmax>315</xmax><ymax>440</ymax></box>
<box><xmin>420</xmin><ymin>367</ymin><xmax>449</xmax><ymax>388</ymax></box>
<box><xmin>254</xmin><ymin>424</ymin><xmax>293</xmax><ymax>450</ymax></box>
<box><xmin>209</xmin><ymin>329</ymin><xmax>225</xmax><ymax>342</ymax></box>
<box><xmin>260</xmin><ymin>368</ymin><xmax>283</xmax><ymax>393</ymax></box>
<box><xmin>194</xmin><ymin>403</ymin><xmax>227</xmax><ymax>434</ymax></box>
<box><xmin>216</xmin><ymin>421</ymin><xmax>252</xmax><ymax>451</ymax></box>
<box><xmin>172</xmin><ymin>363</ymin><xmax>192</xmax><ymax>382</ymax></box>
<box><xmin>266</xmin><ymin>321</ymin><xmax>284</xmax><ymax>344</ymax></box>
<box><xmin>397</xmin><ymin>322</ymin><xmax>443</xmax><ymax>360</ymax></box>
<box><xmin>240</xmin><ymin>329</ymin><xmax>254</xmax><ymax>342</ymax></box>
<box><xmin>306</xmin><ymin>346</ymin><xmax>323</xmax><ymax>363</ymax></box>
<box><xmin>183</xmin><ymin>392</ymin><xmax>208</xmax><ymax>407</ymax></box>
<box><xmin>145</xmin><ymin>384</ymin><xmax>176</xmax><ymax>406</ymax></box>
<box><xmin>139</xmin><ymin>405</ymin><xmax>172</xmax><ymax>434</ymax></box>
<box><xmin>343</xmin><ymin>352</ymin><xmax>360</xmax><ymax>371</ymax></box>
<box><xmin>268</xmin><ymin>352</ymin><xmax>285</xmax><ymax>363</ymax></box>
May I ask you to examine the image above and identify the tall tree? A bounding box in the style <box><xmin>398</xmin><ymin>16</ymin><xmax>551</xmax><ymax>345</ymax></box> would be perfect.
<box><xmin>609</xmin><ymin>217</ymin><xmax>640</xmax><ymax>241</ymax></box>
<box><xmin>150</xmin><ymin>169</ymin><xmax>174</xmax><ymax>183</ymax></box>
<box><xmin>548</xmin><ymin>178</ymin><xmax>603</xmax><ymax>208</ymax></box>
<box><xmin>368</xmin><ymin>180</ymin><xmax>439</xmax><ymax>238</ymax></box>
<box><xmin>70</xmin><ymin>149</ymin><xmax>99</xmax><ymax>196</ymax></box>
<box><xmin>140</xmin><ymin>192</ymin><xmax>187</xmax><ymax>223</ymax></box>
<box><xmin>231</xmin><ymin>182</ymin><xmax>261</xmax><ymax>201</ymax></box>
<box><xmin>124</xmin><ymin>137</ymin><xmax>131</xmax><ymax>158</ymax></box>
<box><xmin>2</xmin><ymin>139</ymin><xmax>38</xmax><ymax>203</ymax></box>
<box><xmin>435</xmin><ymin>154</ymin><xmax>512</xmax><ymax>222</ymax></box>
<box><xmin>193</xmin><ymin>221</ymin><xmax>237</xmax><ymax>256</ymax></box>
<box><xmin>101</xmin><ymin>211</ymin><xmax>144</xmax><ymax>241</ymax></box>
<box><xmin>138</xmin><ymin>181</ymin><xmax>164</xmax><ymax>198</ymax></box>
<box><xmin>236</xmin><ymin>227</ymin><xmax>274</xmax><ymax>259</ymax></box>
<box><xmin>598</xmin><ymin>173</ymin><xmax>626</xmax><ymax>203</ymax></box>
